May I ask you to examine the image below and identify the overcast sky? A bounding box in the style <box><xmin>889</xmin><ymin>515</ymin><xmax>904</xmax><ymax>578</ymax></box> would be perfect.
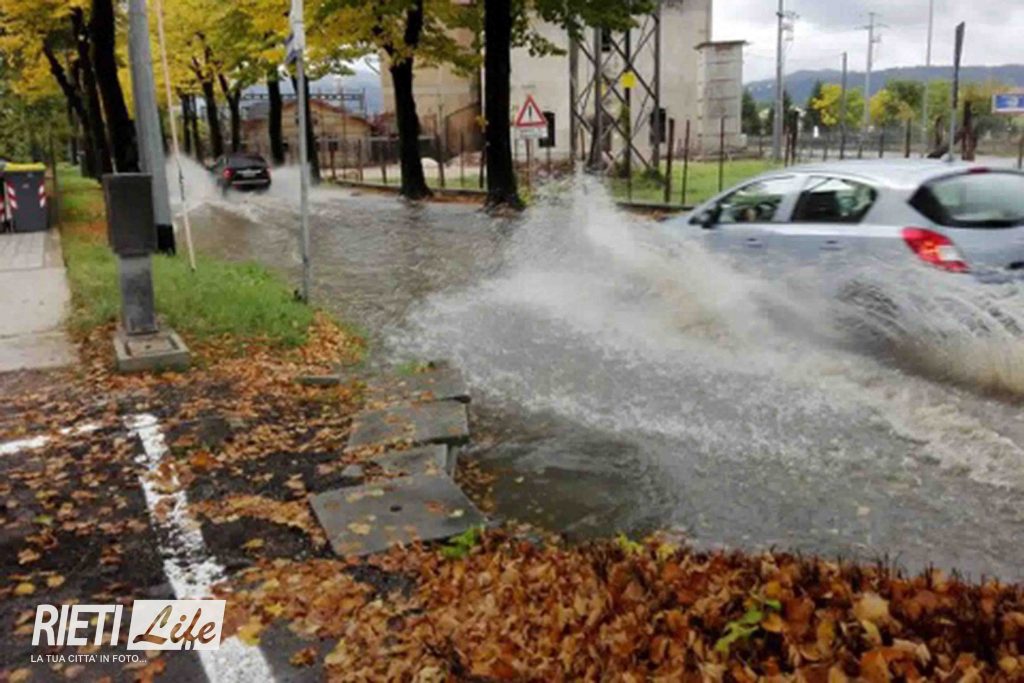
<box><xmin>713</xmin><ymin>0</ymin><xmax>1024</xmax><ymax>82</ymax></box>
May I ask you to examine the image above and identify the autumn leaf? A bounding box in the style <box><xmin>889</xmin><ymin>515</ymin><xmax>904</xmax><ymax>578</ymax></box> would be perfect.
<box><xmin>236</xmin><ymin>617</ymin><xmax>265</xmax><ymax>646</ymax></box>
<box><xmin>289</xmin><ymin>647</ymin><xmax>317</xmax><ymax>668</ymax></box>
<box><xmin>17</xmin><ymin>548</ymin><xmax>40</xmax><ymax>565</ymax></box>
<box><xmin>13</xmin><ymin>582</ymin><xmax>35</xmax><ymax>596</ymax></box>
<box><xmin>854</xmin><ymin>592</ymin><xmax>891</xmax><ymax>624</ymax></box>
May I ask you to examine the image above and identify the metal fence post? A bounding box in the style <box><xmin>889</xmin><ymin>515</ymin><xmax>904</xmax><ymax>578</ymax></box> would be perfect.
<box><xmin>437</xmin><ymin>135</ymin><xmax>446</xmax><ymax>189</ymax></box>
<box><xmin>680</xmin><ymin>119</ymin><xmax>690</xmax><ymax>206</ymax></box>
<box><xmin>718</xmin><ymin>116</ymin><xmax>725</xmax><ymax>193</ymax></box>
<box><xmin>459</xmin><ymin>133</ymin><xmax>465</xmax><ymax>187</ymax></box>
<box><xmin>663</xmin><ymin>118</ymin><xmax>675</xmax><ymax>205</ymax></box>
<box><xmin>357</xmin><ymin>139</ymin><xmax>364</xmax><ymax>181</ymax></box>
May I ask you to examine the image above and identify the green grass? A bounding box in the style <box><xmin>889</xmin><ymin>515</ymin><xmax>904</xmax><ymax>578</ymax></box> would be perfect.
<box><xmin>607</xmin><ymin>159</ymin><xmax>780</xmax><ymax>206</ymax></box>
<box><xmin>59</xmin><ymin>166</ymin><xmax>314</xmax><ymax>348</ymax></box>
<box><xmin>335</xmin><ymin>158</ymin><xmax>777</xmax><ymax>207</ymax></box>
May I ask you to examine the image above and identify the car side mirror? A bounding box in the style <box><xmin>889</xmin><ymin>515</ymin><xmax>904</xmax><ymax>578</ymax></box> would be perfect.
<box><xmin>695</xmin><ymin>208</ymin><xmax>718</xmax><ymax>229</ymax></box>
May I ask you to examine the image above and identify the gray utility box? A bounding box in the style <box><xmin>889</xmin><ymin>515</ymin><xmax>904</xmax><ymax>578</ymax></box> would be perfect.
<box><xmin>103</xmin><ymin>173</ymin><xmax>156</xmax><ymax>256</ymax></box>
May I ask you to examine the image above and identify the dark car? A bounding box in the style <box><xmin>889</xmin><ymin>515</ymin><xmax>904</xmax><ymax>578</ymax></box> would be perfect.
<box><xmin>212</xmin><ymin>153</ymin><xmax>271</xmax><ymax>193</ymax></box>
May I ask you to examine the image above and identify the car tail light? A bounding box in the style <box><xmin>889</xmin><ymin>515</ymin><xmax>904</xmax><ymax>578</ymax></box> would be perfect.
<box><xmin>222</xmin><ymin>168</ymin><xmax>234</xmax><ymax>179</ymax></box>
<box><xmin>901</xmin><ymin>227</ymin><xmax>969</xmax><ymax>272</ymax></box>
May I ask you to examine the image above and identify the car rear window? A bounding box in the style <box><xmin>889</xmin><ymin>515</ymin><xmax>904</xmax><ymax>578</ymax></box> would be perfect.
<box><xmin>910</xmin><ymin>171</ymin><xmax>1024</xmax><ymax>228</ymax></box>
<box><xmin>227</xmin><ymin>154</ymin><xmax>267</xmax><ymax>168</ymax></box>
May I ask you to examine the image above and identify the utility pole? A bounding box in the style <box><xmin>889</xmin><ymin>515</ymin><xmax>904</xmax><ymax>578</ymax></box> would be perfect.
<box><xmin>771</xmin><ymin>0</ymin><xmax>785</xmax><ymax>162</ymax></box>
<box><xmin>862</xmin><ymin>12</ymin><xmax>881</xmax><ymax>134</ymax></box>
<box><xmin>286</xmin><ymin>0</ymin><xmax>311</xmax><ymax>302</ymax></box>
<box><xmin>920</xmin><ymin>0</ymin><xmax>934</xmax><ymax>154</ymax></box>
<box><xmin>127</xmin><ymin>0</ymin><xmax>174</xmax><ymax>255</ymax></box>
<box><xmin>839</xmin><ymin>52</ymin><xmax>848</xmax><ymax>160</ymax></box>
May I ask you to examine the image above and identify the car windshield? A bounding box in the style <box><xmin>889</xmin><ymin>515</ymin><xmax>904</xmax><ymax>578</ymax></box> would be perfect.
<box><xmin>911</xmin><ymin>171</ymin><xmax>1024</xmax><ymax>228</ymax></box>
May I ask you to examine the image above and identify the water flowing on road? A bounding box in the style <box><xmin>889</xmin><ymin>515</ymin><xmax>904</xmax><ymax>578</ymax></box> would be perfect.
<box><xmin>178</xmin><ymin>161</ymin><xmax>1024</xmax><ymax>580</ymax></box>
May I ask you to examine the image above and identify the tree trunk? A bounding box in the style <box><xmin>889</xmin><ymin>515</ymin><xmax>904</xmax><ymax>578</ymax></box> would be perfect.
<box><xmin>71</xmin><ymin>9</ymin><xmax>112</xmax><ymax>177</ymax></box>
<box><xmin>483</xmin><ymin>0</ymin><xmax>521</xmax><ymax>208</ymax></box>
<box><xmin>201</xmin><ymin>79</ymin><xmax>224</xmax><ymax>158</ymax></box>
<box><xmin>218</xmin><ymin>74</ymin><xmax>241</xmax><ymax>152</ymax></box>
<box><xmin>267</xmin><ymin>77</ymin><xmax>285</xmax><ymax>165</ymax></box>
<box><xmin>389</xmin><ymin>59</ymin><xmax>431</xmax><ymax>199</ymax></box>
<box><xmin>190</xmin><ymin>95</ymin><xmax>204</xmax><ymax>161</ymax></box>
<box><xmin>43</xmin><ymin>44</ymin><xmax>97</xmax><ymax>179</ymax></box>
<box><xmin>90</xmin><ymin>0</ymin><xmax>139</xmax><ymax>172</ymax></box>
<box><xmin>291</xmin><ymin>74</ymin><xmax>321</xmax><ymax>182</ymax></box>
<box><xmin>179</xmin><ymin>92</ymin><xmax>192</xmax><ymax>156</ymax></box>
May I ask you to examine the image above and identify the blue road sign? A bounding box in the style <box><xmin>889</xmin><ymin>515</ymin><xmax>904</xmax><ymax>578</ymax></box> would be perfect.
<box><xmin>993</xmin><ymin>93</ymin><xmax>1024</xmax><ymax>114</ymax></box>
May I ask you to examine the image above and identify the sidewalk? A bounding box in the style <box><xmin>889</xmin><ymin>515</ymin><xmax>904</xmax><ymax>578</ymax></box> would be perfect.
<box><xmin>0</xmin><ymin>230</ymin><xmax>76</xmax><ymax>373</ymax></box>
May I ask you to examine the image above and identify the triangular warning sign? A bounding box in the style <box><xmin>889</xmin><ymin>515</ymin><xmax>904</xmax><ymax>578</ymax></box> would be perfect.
<box><xmin>514</xmin><ymin>94</ymin><xmax>547</xmax><ymax>128</ymax></box>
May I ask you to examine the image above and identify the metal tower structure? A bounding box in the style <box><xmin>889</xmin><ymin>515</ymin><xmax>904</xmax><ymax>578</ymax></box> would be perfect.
<box><xmin>569</xmin><ymin>3</ymin><xmax>663</xmax><ymax>177</ymax></box>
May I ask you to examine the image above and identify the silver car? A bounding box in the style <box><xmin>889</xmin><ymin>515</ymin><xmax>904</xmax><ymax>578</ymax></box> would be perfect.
<box><xmin>670</xmin><ymin>161</ymin><xmax>1024</xmax><ymax>332</ymax></box>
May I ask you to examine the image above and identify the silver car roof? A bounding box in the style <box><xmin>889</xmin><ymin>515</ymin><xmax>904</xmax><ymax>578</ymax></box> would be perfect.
<box><xmin>770</xmin><ymin>159</ymin><xmax>1019</xmax><ymax>191</ymax></box>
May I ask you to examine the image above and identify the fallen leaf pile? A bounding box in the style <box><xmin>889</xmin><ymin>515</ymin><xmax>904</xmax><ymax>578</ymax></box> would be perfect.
<box><xmin>220</xmin><ymin>531</ymin><xmax>1024</xmax><ymax>681</ymax></box>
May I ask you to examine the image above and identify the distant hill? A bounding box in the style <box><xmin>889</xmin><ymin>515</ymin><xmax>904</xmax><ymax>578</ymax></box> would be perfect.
<box><xmin>746</xmin><ymin>64</ymin><xmax>1024</xmax><ymax>105</ymax></box>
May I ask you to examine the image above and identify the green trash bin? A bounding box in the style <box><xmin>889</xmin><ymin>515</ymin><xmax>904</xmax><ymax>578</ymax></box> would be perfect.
<box><xmin>3</xmin><ymin>163</ymin><xmax>49</xmax><ymax>232</ymax></box>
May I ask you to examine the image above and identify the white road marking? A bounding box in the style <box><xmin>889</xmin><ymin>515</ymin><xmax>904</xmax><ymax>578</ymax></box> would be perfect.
<box><xmin>0</xmin><ymin>423</ymin><xmax>100</xmax><ymax>456</ymax></box>
<box><xmin>126</xmin><ymin>414</ymin><xmax>275</xmax><ymax>683</ymax></box>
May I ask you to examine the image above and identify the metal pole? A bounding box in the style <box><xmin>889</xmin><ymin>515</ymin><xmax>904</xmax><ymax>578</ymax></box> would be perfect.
<box><xmin>437</xmin><ymin>134</ymin><xmax>446</xmax><ymax>189</ymax></box>
<box><xmin>652</xmin><ymin>2</ymin><xmax>662</xmax><ymax>169</ymax></box>
<box><xmin>718</xmin><ymin>116</ymin><xmax>725</xmax><ymax>192</ymax></box>
<box><xmin>357</xmin><ymin>138</ymin><xmax>364</xmax><ymax>181</ymax></box>
<box><xmin>525</xmin><ymin>138</ymin><xmax>532</xmax><ymax>193</ymax></box>
<box><xmin>152</xmin><ymin>0</ymin><xmax>195</xmax><ymax>270</ymax></box>
<box><xmin>839</xmin><ymin>52</ymin><xmax>848</xmax><ymax>160</ymax></box>
<box><xmin>921</xmin><ymin>0</ymin><xmax>934</xmax><ymax>155</ymax></box>
<box><xmin>947</xmin><ymin>23</ymin><xmax>965</xmax><ymax>163</ymax></box>
<box><xmin>460</xmin><ymin>133</ymin><xmax>465</xmax><ymax>186</ymax></box>
<box><xmin>663</xmin><ymin>118</ymin><xmax>675</xmax><ymax>204</ymax></box>
<box><xmin>569</xmin><ymin>39</ymin><xmax>579</xmax><ymax>163</ymax></box>
<box><xmin>128</xmin><ymin>0</ymin><xmax>175</xmax><ymax>255</ymax></box>
<box><xmin>591</xmin><ymin>27</ymin><xmax>604</xmax><ymax>169</ymax></box>
<box><xmin>771</xmin><ymin>0</ymin><xmax>785</xmax><ymax>162</ymax></box>
<box><xmin>863</xmin><ymin>13</ymin><xmax>876</xmax><ymax>134</ymax></box>
<box><xmin>295</xmin><ymin>16</ymin><xmax>312</xmax><ymax>303</ymax></box>
<box><xmin>1018</xmin><ymin>131</ymin><xmax>1024</xmax><ymax>170</ymax></box>
<box><xmin>681</xmin><ymin>119</ymin><xmax>690</xmax><ymax>205</ymax></box>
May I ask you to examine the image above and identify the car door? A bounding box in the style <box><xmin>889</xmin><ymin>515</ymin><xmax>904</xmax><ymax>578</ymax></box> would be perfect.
<box><xmin>770</xmin><ymin>174</ymin><xmax>880</xmax><ymax>292</ymax></box>
<box><xmin>692</xmin><ymin>175</ymin><xmax>805</xmax><ymax>268</ymax></box>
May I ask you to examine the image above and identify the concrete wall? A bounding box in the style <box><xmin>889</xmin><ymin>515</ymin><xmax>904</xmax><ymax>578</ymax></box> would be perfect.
<box><xmin>695</xmin><ymin>41</ymin><xmax>746</xmax><ymax>156</ymax></box>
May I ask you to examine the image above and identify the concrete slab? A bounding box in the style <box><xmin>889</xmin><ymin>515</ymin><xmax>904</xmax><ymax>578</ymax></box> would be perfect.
<box><xmin>0</xmin><ymin>231</ymin><xmax>75</xmax><ymax>373</ymax></box>
<box><xmin>373</xmin><ymin>444</ymin><xmax>448</xmax><ymax>477</ymax></box>
<box><xmin>366</xmin><ymin>368</ymin><xmax>470</xmax><ymax>406</ymax></box>
<box><xmin>0</xmin><ymin>332</ymin><xmax>76</xmax><ymax>374</ymax></box>
<box><xmin>113</xmin><ymin>327</ymin><xmax>190</xmax><ymax>373</ymax></box>
<box><xmin>346</xmin><ymin>400</ymin><xmax>469</xmax><ymax>451</ymax></box>
<box><xmin>309</xmin><ymin>473</ymin><xmax>486</xmax><ymax>556</ymax></box>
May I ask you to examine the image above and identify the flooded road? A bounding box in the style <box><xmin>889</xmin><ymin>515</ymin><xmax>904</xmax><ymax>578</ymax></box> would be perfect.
<box><xmin>182</xmin><ymin>163</ymin><xmax>1024</xmax><ymax>580</ymax></box>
